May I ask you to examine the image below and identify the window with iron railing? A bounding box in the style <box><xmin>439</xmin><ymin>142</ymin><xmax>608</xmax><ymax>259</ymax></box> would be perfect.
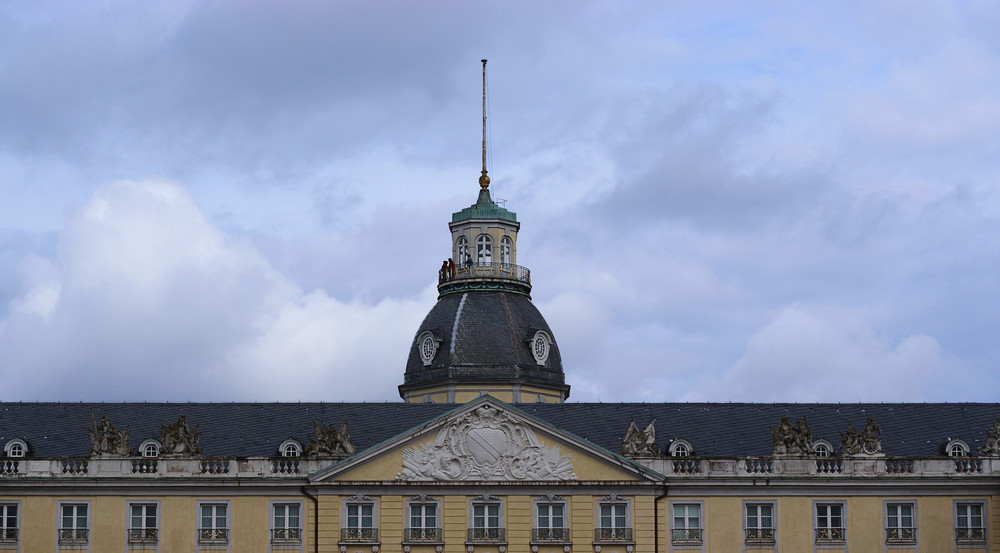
<box><xmin>128</xmin><ymin>503</ymin><xmax>158</xmax><ymax>543</ymax></box>
<box><xmin>0</xmin><ymin>504</ymin><xmax>17</xmax><ymax>543</ymax></box>
<box><xmin>815</xmin><ymin>503</ymin><xmax>845</xmax><ymax>542</ymax></box>
<box><xmin>885</xmin><ymin>503</ymin><xmax>915</xmax><ymax>543</ymax></box>
<box><xmin>342</xmin><ymin>502</ymin><xmax>377</xmax><ymax>542</ymax></box>
<box><xmin>956</xmin><ymin>503</ymin><xmax>986</xmax><ymax>543</ymax></box>
<box><xmin>745</xmin><ymin>503</ymin><xmax>775</xmax><ymax>543</ymax></box>
<box><xmin>534</xmin><ymin>502</ymin><xmax>569</xmax><ymax>542</ymax></box>
<box><xmin>199</xmin><ymin>503</ymin><xmax>229</xmax><ymax>544</ymax></box>
<box><xmin>596</xmin><ymin>501</ymin><xmax>632</xmax><ymax>542</ymax></box>
<box><xmin>59</xmin><ymin>504</ymin><xmax>89</xmax><ymax>544</ymax></box>
<box><xmin>672</xmin><ymin>504</ymin><xmax>702</xmax><ymax>543</ymax></box>
<box><xmin>406</xmin><ymin>502</ymin><xmax>441</xmax><ymax>542</ymax></box>
<box><xmin>272</xmin><ymin>503</ymin><xmax>302</xmax><ymax>543</ymax></box>
<box><xmin>468</xmin><ymin>502</ymin><xmax>504</xmax><ymax>542</ymax></box>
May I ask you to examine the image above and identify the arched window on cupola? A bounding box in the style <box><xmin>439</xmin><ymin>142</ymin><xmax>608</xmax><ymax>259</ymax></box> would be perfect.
<box><xmin>456</xmin><ymin>236</ymin><xmax>469</xmax><ymax>264</ymax></box>
<box><xmin>476</xmin><ymin>235</ymin><xmax>492</xmax><ymax>264</ymax></box>
<box><xmin>499</xmin><ymin>236</ymin><xmax>512</xmax><ymax>265</ymax></box>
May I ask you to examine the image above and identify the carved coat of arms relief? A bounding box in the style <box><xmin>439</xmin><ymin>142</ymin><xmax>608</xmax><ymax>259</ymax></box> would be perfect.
<box><xmin>396</xmin><ymin>405</ymin><xmax>576</xmax><ymax>481</ymax></box>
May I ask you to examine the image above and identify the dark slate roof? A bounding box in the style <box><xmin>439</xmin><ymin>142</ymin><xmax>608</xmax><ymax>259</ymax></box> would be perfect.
<box><xmin>1</xmin><ymin>402</ymin><xmax>997</xmax><ymax>459</ymax></box>
<box><xmin>402</xmin><ymin>292</ymin><xmax>564</xmax><ymax>386</ymax></box>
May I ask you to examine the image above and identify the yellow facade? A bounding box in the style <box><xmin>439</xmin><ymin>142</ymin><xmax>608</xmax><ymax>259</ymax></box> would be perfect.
<box><xmin>3</xmin><ymin>397</ymin><xmax>996</xmax><ymax>553</ymax></box>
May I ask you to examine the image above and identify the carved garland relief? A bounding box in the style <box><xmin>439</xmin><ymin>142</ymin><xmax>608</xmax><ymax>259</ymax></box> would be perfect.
<box><xmin>397</xmin><ymin>405</ymin><xmax>576</xmax><ymax>481</ymax></box>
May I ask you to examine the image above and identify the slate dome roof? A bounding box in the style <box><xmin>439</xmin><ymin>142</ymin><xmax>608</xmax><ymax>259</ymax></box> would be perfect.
<box><xmin>401</xmin><ymin>291</ymin><xmax>566</xmax><ymax>394</ymax></box>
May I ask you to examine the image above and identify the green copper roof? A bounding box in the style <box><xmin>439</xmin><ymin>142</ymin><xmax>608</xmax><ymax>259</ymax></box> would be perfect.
<box><xmin>452</xmin><ymin>189</ymin><xmax>518</xmax><ymax>223</ymax></box>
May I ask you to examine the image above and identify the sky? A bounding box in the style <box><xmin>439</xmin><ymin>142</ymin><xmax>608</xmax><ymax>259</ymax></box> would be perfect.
<box><xmin>1</xmin><ymin>1</ymin><xmax>998</xmax><ymax>403</ymax></box>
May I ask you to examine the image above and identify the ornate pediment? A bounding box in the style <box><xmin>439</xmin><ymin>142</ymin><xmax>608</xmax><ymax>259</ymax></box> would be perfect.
<box><xmin>396</xmin><ymin>404</ymin><xmax>576</xmax><ymax>481</ymax></box>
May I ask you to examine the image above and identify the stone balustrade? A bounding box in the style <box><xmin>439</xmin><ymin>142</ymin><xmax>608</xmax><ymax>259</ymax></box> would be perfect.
<box><xmin>639</xmin><ymin>456</ymin><xmax>999</xmax><ymax>477</ymax></box>
<box><xmin>0</xmin><ymin>456</ymin><xmax>335</xmax><ymax>478</ymax></box>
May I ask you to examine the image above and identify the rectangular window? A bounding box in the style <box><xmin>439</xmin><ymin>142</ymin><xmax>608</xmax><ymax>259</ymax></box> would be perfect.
<box><xmin>469</xmin><ymin>503</ymin><xmax>503</xmax><ymax>541</ymax></box>
<box><xmin>199</xmin><ymin>503</ymin><xmax>229</xmax><ymax>544</ymax></box>
<box><xmin>596</xmin><ymin>502</ymin><xmax>631</xmax><ymax>541</ymax></box>
<box><xmin>671</xmin><ymin>504</ymin><xmax>702</xmax><ymax>543</ymax></box>
<box><xmin>815</xmin><ymin>503</ymin><xmax>845</xmax><ymax>542</ymax></box>
<box><xmin>272</xmin><ymin>503</ymin><xmax>302</xmax><ymax>543</ymax></box>
<box><xmin>59</xmin><ymin>503</ymin><xmax>89</xmax><ymax>544</ymax></box>
<box><xmin>128</xmin><ymin>503</ymin><xmax>158</xmax><ymax>543</ymax></box>
<box><xmin>406</xmin><ymin>503</ymin><xmax>440</xmax><ymax>541</ymax></box>
<box><xmin>0</xmin><ymin>503</ymin><xmax>18</xmax><ymax>543</ymax></box>
<box><xmin>885</xmin><ymin>503</ymin><xmax>915</xmax><ymax>543</ymax></box>
<box><xmin>535</xmin><ymin>503</ymin><xmax>568</xmax><ymax>542</ymax></box>
<box><xmin>343</xmin><ymin>503</ymin><xmax>377</xmax><ymax>541</ymax></box>
<box><xmin>745</xmin><ymin>503</ymin><xmax>774</xmax><ymax>543</ymax></box>
<box><xmin>956</xmin><ymin>502</ymin><xmax>986</xmax><ymax>543</ymax></box>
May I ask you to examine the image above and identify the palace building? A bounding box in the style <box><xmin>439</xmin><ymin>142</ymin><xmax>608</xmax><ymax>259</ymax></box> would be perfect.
<box><xmin>1</xmin><ymin>63</ymin><xmax>998</xmax><ymax>553</ymax></box>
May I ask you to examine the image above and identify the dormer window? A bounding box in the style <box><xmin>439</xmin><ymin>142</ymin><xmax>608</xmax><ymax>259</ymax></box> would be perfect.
<box><xmin>669</xmin><ymin>439</ymin><xmax>693</xmax><ymax>457</ymax></box>
<box><xmin>3</xmin><ymin>439</ymin><xmax>26</xmax><ymax>458</ymax></box>
<box><xmin>279</xmin><ymin>439</ymin><xmax>302</xmax><ymax>458</ymax></box>
<box><xmin>139</xmin><ymin>439</ymin><xmax>161</xmax><ymax>458</ymax></box>
<box><xmin>946</xmin><ymin>439</ymin><xmax>970</xmax><ymax>457</ymax></box>
<box><xmin>813</xmin><ymin>440</ymin><xmax>833</xmax><ymax>458</ymax></box>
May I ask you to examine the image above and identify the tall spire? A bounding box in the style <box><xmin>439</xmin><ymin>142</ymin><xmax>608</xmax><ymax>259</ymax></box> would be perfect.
<box><xmin>479</xmin><ymin>59</ymin><xmax>490</xmax><ymax>191</ymax></box>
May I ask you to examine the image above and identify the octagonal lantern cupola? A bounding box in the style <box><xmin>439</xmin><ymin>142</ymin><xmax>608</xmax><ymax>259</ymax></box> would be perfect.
<box><xmin>399</xmin><ymin>60</ymin><xmax>568</xmax><ymax>405</ymax></box>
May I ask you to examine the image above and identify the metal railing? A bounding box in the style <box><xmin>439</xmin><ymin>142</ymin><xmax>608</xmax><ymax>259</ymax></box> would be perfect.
<box><xmin>127</xmin><ymin>528</ymin><xmax>158</xmax><ymax>542</ymax></box>
<box><xmin>58</xmin><ymin>528</ymin><xmax>89</xmax><ymax>543</ymax></box>
<box><xmin>440</xmin><ymin>263</ymin><xmax>530</xmax><ymax>285</ymax></box>
<box><xmin>595</xmin><ymin>527</ymin><xmax>633</xmax><ymax>542</ymax></box>
<box><xmin>467</xmin><ymin>527</ymin><xmax>505</xmax><ymax>541</ymax></box>
<box><xmin>956</xmin><ymin>527</ymin><xmax>986</xmax><ymax>542</ymax></box>
<box><xmin>198</xmin><ymin>528</ymin><xmax>230</xmax><ymax>543</ymax></box>
<box><xmin>671</xmin><ymin>529</ymin><xmax>703</xmax><ymax>542</ymax></box>
<box><xmin>340</xmin><ymin>528</ymin><xmax>378</xmax><ymax>542</ymax></box>
<box><xmin>532</xmin><ymin>527</ymin><xmax>570</xmax><ymax>542</ymax></box>
<box><xmin>271</xmin><ymin>528</ymin><xmax>302</xmax><ymax>542</ymax></box>
<box><xmin>0</xmin><ymin>528</ymin><xmax>18</xmax><ymax>542</ymax></box>
<box><xmin>885</xmin><ymin>527</ymin><xmax>915</xmax><ymax>542</ymax></box>
<box><xmin>745</xmin><ymin>528</ymin><xmax>775</xmax><ymax>542</ymax></box>
<box><xmin>816</xmin><ymin>527</ymin><xmax>846</xmax><ymax>541</ymax></box>
<box><xmin>404</xmin><ymin>528</ymin><xmax>442</xmax><ymax>541</ymax></box>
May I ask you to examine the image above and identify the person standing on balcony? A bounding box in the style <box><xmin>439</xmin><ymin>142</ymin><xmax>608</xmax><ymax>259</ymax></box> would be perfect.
<box><xmin>440</xmin><ymin>260</ymin><xmax>449</xmax><ymax>283</ymax></box>
<box><xmin>465</xmin><ymin>254</ymin><xmax>473</xmax><ymax>271</ymax></box>
<box><xmin>448</xmin><ymin>258</ymin><xmax>456</xmax><ymax>279</ymax></box>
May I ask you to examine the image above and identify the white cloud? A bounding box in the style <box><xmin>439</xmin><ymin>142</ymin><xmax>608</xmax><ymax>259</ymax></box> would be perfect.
<box><xmin>711</xmin><ymin>304</ymin><xmax>944</xmax><ymax>402</ymax></box>
<box><xmin>0</xmin><ymin>180</ymin><xmax>431</xmax><ymax>401</ymax></box>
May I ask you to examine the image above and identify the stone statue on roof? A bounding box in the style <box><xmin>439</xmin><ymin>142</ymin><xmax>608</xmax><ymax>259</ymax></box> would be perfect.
<box><xmin>160</xmin><ymin>415</ymin><xmax>202</xmax><ymax>456</ymax></box>
<box><xmin>307</xmin><ymin>419</ymin><xmax>356</xmax><ymax>457</ymax></box>
<box><xmin>621</xmin><ymin>417</ymin><xmax>658</xmax><ymax>457</ymax></box>
<box><xmin>980</xmin><ymin>417</ymin><xmax>1000</xmax><ymax>456</ymax></box>
<box><xmin>770</xmin><ymin>415</ymin><xmax>814</xmax><ymax>456</ymax></box>
<box><xmin>840</xmin><ymin>417</ymin><xmax>881</xmax><ymax>456</ymax></box>
<box><xmin>88</xmin><ymin>412</ymin><xmax>131</xmax><ymax>457</ymax></box>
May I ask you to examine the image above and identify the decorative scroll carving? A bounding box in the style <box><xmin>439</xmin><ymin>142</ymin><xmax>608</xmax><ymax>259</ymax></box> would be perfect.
<box><xmin>839</xmin><ymin>417</ymin><xmax>882</xmax><ymax>456</ymax></box>
<box><xmin>88</xmin><ymin>412</ymin><xmax>131</xmax><ymax>456</ymax></box>
<box><xmin>307</xmin><ymin>419</ymin><xmax>356</xmax><ymax>457</ymax></box>
<box><xmin>980</xmin><ymin>417</ymin><xmax>1000</xmax><ymax>456</ymax></box>
<box><xmin>346</xmin><ymin>494</ymin><xmax>375</xmax><ymax>502</ymax></box>
<box><xmin>160</xmin><ymin>415</ymin><xmax>201</xmax><ymax>456</ymax></box>
<box><xmin>396</xmin><ymin>404</ymin><xmax>576</xmax><ymax>481</ymax></box>
<box><xmin>621</xmin><ymin>417</ymin><xmax>658</xmax><ymax>457</ymax></box>
<box><xmin>770</xmin><ymin>416</ymin><xmax>814</xmax><ymax>456</ymax></box>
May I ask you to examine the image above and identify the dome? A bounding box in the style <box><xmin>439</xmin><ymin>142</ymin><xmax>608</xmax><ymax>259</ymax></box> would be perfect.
<box><xmin>399</xmin><ymin>291</ymin><xmax>568</xmax><ymax>403</ymax></box>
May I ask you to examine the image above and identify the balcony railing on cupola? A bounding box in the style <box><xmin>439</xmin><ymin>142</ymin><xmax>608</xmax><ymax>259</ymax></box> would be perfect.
<box><xmin>437</xmin><ymin>262</ymin><xmax>531</xmax><ymax>297</ymax></box>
